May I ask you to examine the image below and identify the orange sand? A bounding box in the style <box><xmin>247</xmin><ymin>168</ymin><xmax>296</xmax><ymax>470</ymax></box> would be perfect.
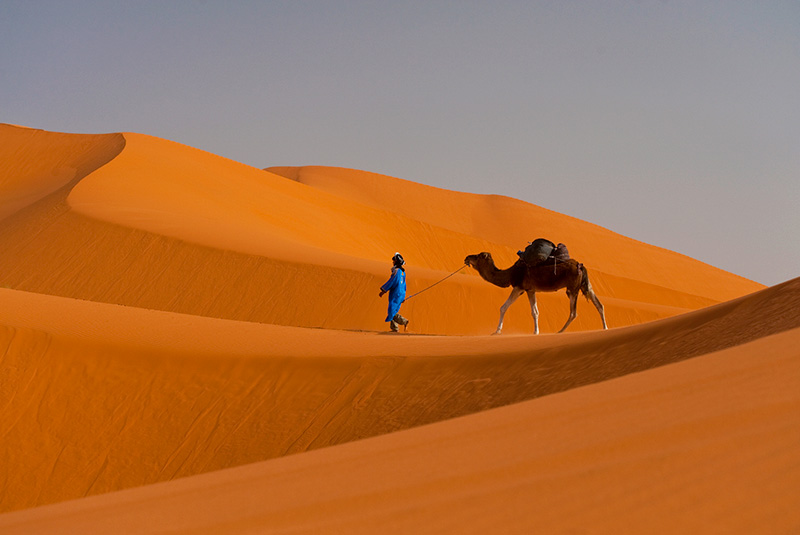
<box><xmin>0</xmin><ymin>125</ymin><xmax>760</xmax><ymax>337</ymax></box>
<box><xmin>1</xmin><ymin>124</ymin><xmax>795</xmax><ymax>533</ymax></box>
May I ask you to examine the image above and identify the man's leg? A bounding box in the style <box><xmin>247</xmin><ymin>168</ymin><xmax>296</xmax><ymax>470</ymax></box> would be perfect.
<box><xmin>393</xmin><ymin>313</ymin><xmax>409</xmax><ymax>332</ymax></box>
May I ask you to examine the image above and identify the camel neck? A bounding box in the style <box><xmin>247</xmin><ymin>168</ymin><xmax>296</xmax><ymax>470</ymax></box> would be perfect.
<box><xmin>476</xmin><ymin>260</ymin><xmax>514</xmax><ymax>288</ymax></box>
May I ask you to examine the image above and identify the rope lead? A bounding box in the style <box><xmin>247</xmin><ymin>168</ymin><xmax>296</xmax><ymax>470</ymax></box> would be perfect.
<box><xmin>402</xmin><ymin>264</ymin><xmax>467</xmax><ymax>303</ymax></box>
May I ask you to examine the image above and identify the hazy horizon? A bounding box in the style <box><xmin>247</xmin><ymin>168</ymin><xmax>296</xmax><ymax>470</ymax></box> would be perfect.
<box><xmin>2</xmin><ymin>1</ymin><xmax>797</xmax><ymax>285</ymax></box>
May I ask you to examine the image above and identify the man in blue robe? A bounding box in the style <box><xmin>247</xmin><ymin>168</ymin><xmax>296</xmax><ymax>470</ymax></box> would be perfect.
<box><xmin>379</xmin><ymin>252</ymin><xmax>409</xmax><ymax>332</ymax></box>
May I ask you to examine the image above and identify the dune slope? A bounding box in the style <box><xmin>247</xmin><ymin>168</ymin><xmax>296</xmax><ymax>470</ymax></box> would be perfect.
<box><xmin>0</xmin><ymin>278</ymin><xmax>797</xmax><ymax>513</ymax></box>
<box><xmin>1</xmin><ymin>299</ymin><xmax>798</xmax><ymax>533</ymax></box>
<box><xmin>269</xmin><ymin>165</ymin><xmax>762</xmax><ymax>303</ymax></box>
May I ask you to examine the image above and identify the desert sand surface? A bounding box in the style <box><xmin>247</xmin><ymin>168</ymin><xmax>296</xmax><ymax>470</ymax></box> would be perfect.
<box><xmin>2</xmin><ymin>305</ymin><xmax>798</xmax><ymax>534</ymax></box>
<box><xmin>1</xmin><ymin>124</ymin><xmax>796</xmax><ymax>532</ymax></box>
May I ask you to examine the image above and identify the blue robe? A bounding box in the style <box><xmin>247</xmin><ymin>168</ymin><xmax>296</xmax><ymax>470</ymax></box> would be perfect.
<box><xmin>380</xmin><ymin>267</ymin><xmax>406</xmax><ymax>321</ymax></box>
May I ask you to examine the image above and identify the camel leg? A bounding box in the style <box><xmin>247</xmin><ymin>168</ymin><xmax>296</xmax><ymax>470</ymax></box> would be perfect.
<box><xmin>558</xmin><ymin>291</ymin><xmax>579</xmax><ymax>333</ymax></box>
<box><xmin>526</xmin><ymin>290</ymin><xmax>540</xmax><ymax>335</ymax></box>
<box><xmin>586</xmin><ymin>289</ymin><xmax>608</xmax><ymax>330</ymax></box>
<box><xmin>495</xmin><ymin>287</ymin><xmax>524</xmax><ymax>335</ymax></box>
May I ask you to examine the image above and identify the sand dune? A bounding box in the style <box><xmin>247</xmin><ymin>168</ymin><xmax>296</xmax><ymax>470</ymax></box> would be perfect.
<box><xmin>0</xmin><ymin>124</ymin><xmax>761</xmax><ymax>336</ymax></box>
<box><xmin>1</xmin><ymin>279</ymin><xmax>798</xmax><ymax>532</ymax></box>
<box><xmin>269</xmin><ymin>165</ymin><xmax>761</xmax><ymax>303</ymax></box>
<box><xmin>0</xmin><ymin>276</ymin><xmax>796</xmax><ymax>513</ymax></box>
<box><xmin>0</xmin><ymin>124</ymin><xmax>795</xmax><ymax>532</ymax></box>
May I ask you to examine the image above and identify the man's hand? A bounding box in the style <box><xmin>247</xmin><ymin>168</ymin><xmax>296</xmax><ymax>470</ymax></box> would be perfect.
<box><xmin>379</xmin><ymin>290</ymin><xmax>386</xmax><ymax>297</ymax></box>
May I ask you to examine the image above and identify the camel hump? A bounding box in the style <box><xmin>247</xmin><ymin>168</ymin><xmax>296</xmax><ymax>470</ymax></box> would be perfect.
<box><xmin>553</xmin><ymin>242</ymin><xmax>570</xmax><ymax>261</ymax></box>
<box><xmin>518</xmin><ymin>238</ymin><xmax>556</xmax><ymax>266</ymax></box>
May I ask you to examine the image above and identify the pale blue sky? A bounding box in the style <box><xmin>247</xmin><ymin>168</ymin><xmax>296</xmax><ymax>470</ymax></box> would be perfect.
<box><xmin>2</xmin><ymin>1</ymin><xmax>798</xmax><ymax>285</ymax></box>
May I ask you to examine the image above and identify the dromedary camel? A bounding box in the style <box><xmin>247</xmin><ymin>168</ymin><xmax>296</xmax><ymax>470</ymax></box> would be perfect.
<box><xmin>464</xmin><ymin>252</ymin><xmax>608</xmax><ymax>334</ymax></box>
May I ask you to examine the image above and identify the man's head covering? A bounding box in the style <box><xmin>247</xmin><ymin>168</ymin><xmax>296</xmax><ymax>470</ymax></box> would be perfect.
<box><xmin>392</xmin><ymin>252</ymin><xmax>405</xmax><ymax>266</ymax></box>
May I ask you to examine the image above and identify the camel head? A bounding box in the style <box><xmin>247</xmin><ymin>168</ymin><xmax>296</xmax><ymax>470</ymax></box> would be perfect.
<box><xmin>464</xmin><ymin>252</ymin><xmax>493</xmax><ymax>269</ymax></box>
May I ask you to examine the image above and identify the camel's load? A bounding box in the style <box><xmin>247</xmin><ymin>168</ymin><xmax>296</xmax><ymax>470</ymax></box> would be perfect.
<box><xmin>518</xmin><ymin>238</ymin><xmax>570</xmax><ymax>266</ymax></box>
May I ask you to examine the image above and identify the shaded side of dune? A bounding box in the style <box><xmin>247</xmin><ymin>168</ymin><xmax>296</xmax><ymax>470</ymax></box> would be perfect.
<box><xmin>1</xmin><ymin>278</ymin><xmax>797</xmax><ymax>512</ymax></box>
<box><xmin>0</xmin><ymin>126</ymin><xmax>125</xmax><ymax>225</ymax></box>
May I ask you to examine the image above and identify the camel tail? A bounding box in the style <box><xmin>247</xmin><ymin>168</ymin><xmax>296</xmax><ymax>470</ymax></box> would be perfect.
<box><xmin>578</xmin><ymin>262</ymin><xmax>609</xmax><ymax>330</ymax></box>
<box><xmin>578</xmin><ymin>263</ymin><xmax>593</xmax><ymax>300</ymax></box>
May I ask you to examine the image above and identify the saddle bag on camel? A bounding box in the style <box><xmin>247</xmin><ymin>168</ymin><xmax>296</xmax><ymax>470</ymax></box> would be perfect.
<box><xmin>517</xmin><ymin>238</ymin><xmax>570</xmax><ymax>266</ymax></box>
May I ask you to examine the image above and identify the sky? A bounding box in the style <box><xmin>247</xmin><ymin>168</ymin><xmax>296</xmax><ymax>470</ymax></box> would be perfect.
<box><xmin>2</xmin><ymin>1</ymin><xmax>798</xmax><ymax>286</ymax></box>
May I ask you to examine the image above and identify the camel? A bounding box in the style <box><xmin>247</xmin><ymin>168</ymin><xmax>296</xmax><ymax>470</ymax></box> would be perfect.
<box><xmin>464</xmin><ymin>252</ymin><xmax>608</xmax><ymax>334</ymax></box>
